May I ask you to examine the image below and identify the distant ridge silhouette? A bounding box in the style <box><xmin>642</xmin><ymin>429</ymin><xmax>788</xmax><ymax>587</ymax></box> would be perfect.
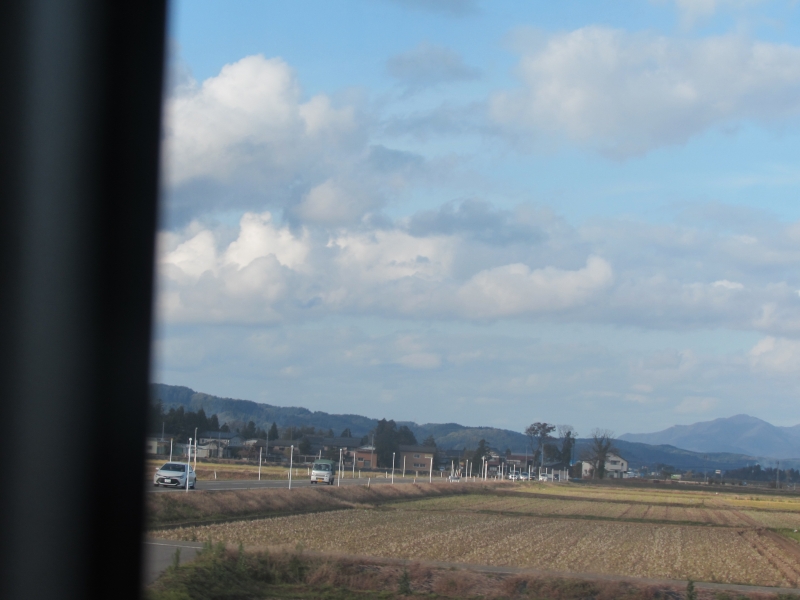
<box><xmin>621</xmin><ymin>414</ymin><xmax>800</xmax><ymax>459</ymax></box>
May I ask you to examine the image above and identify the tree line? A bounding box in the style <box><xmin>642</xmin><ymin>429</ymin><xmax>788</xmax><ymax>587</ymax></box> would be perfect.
<box><xmin>150</xmin><ymin>399</ymin><xmax>273</xmax><ymax>442</ymax></box>
<box><xmin>464</xmin><ymin>424</ymin><xmax>618</xmax><ymax>479</ymax></box>
<box><xmin>151</xmin><ymin>399</ymin><xmax>620</xmax><ymax>478</ymax></box>
<box><xmin>150</xmin><ymin>401</ymin><xmax>434</xmax><ymax>461</ymax></box>
<box><xmin>724</xmin><ymin>464</ymin><xmax>800</xmax><ymax>483</ymax></box>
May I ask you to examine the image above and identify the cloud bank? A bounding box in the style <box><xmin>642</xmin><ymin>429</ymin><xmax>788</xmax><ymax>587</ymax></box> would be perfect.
<box><xmin>492</xmin><ymin>27</ymin><xmax>800</xmax><ymax>157</ymax></box>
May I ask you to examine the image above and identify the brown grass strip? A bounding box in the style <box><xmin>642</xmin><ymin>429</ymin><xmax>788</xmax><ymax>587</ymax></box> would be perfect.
<box><xmin>147</xmin><ymin>481</ymin><xmax>499</xmax><ymax>528</ymax></box>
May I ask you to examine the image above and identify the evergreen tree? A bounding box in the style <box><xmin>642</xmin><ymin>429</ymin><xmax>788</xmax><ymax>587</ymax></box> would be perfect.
<box><xmin>557</xmin><ymin>425</ymin><xmax>577</xmax><ymax>465</ymax></box>
<box><xmin>242</xmin><ymin>420</ymin><xmax>257</xmax><ymax>439</ymax></box>
<box><xmin>374</xmin><ymin>419</ymin><xmax>399</xmax><ymax>468</ymax></box>
<box><xmin>422</xmin><ymin>435</ymin><xmax>436</xmax><ymax>448</ymax></box>
<box><xmin>471</xmin><ymin>439</ymin><xmax>490</xmax><ymax>467</ymax></box>
<box><xmin>149</xmin><ymin>398</ymin><xmax>164</xmax><ymax>433</ymax></box>
<box><xmin>196</xmin><ymin>407</ymin><xmax>209</xmax><ymax>432</ymax></box>
<box><xmin>268</xmin><ymin>422</ymin><xmax>279</xmax><ymax>440</ymax></box>
<box><xmin>340</xmin><ymin>428</ymin><xmax>352</xmax><ymax>438</ymax></box>
<box><xmin>397</xmin><ymin>425</ymin><xmax>417</xmax><ymax>446</ymax></box>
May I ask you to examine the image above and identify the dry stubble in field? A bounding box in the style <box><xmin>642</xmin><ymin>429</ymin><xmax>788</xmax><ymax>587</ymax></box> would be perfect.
<box><xmin>398</xmin><ymin>494</ymin><xmax>800</xmax><ymax>529</ymax></box>
<box><xmin>159</xmin><ymin>509</ymin><xmax>797</xmax><ymax>587</ymax></box>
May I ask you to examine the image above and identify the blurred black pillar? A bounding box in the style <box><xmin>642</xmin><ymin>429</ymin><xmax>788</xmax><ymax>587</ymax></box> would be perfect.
<box><xmin>0</xmin><ymin>2</ymin><xmax>166</xmax><ymax>599</ymax></box>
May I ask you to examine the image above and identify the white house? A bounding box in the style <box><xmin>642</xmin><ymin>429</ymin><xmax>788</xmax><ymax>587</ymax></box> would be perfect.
<box><xmin>581</xmin><ymin>454</ymin><xmax>628</xmax><ymax>479</ymax></box>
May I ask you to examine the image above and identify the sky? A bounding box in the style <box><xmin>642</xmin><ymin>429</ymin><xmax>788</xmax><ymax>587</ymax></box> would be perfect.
<box><xmin>153</xmin><ymin>0</ymin><xmax>800</xmax><ymax>436</ymax></box>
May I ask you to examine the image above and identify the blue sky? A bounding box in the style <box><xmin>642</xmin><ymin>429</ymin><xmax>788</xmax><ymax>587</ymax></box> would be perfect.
<box><xmin>154</xmin><ymin>0</ymin><xmax>800</xmax><ymax>436</ymax></box>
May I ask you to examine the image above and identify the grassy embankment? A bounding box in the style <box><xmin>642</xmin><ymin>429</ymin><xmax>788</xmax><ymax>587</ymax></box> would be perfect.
<box><xmin>148</xmin><ymin>480</ymin><xmax>498</xmax><ymax>528</ymax></box>
<box><xmin>149</xmin><ymin>542</ymin><xmax>775</xmax><ymax>600</ymax></box>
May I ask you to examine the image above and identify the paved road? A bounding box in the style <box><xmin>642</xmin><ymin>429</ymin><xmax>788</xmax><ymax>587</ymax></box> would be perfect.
<box><xmin>147</xmin><ymin>475</ymin><xmax>442</xmax><ymax>493</ymax></box>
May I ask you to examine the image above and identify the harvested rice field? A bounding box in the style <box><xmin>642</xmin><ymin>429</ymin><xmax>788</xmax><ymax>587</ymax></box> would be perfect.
<box><xmin>160</xmin><ymin>507</ymin><xmax>800</xmax><ymax>587</ymax></box>
<box><xmin>396</xmin><ymin>494</ymin><xmax>800</xmax><ymax>529</ymax></box>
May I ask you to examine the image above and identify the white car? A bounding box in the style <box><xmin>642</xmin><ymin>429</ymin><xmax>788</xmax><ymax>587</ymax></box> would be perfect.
<box><xmin>310</xmin><ymin>460</ymin><xmax>336</xmax><ymax>485</ymax></box>
<box><xmin>154</xmin><ymin>462</ymin><xmax>196</xmax><ymax>489</ymax></box>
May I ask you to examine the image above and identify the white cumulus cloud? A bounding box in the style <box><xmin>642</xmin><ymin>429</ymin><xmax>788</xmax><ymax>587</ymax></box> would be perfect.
<box><xmin>458</xmin><ymin>256</ymin><xmax>613</xmax><ymax>317</ymax></box>
<box><xmin>164</xmin><ymin>55</ymin><xmax>358</xmax><ymax>185</ymax></box>
<box><xmin>492</xmin><ymin>27</ymin><xmax>800</xmax><ymax>157</ymax></box>
<box><xmin>749</xmin><ymin>336</ymin><xmax>800</xmax><ymax>373</ymax></box>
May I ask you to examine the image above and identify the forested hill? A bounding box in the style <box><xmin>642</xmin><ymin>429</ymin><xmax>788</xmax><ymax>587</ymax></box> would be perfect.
<box><xmin>151</xmin><ymin>383</ymin><xmax>378</xmax><ymax>438</ymax></box>
<box><xmin>151</xmin><ymin>383</ymin><xmax>530</xmax><ymax>451</ymax></box>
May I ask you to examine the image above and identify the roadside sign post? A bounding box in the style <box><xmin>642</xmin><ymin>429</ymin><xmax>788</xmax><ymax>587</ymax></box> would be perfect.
<box><xmin>186</xmin><ymin>438</ymin><xmax>192</xmax><ymax>493</ymax></box>
<box><xmin>289</xmin><ymin>445</ymin><xmax>293</xmax><ymax>490</ymax></box>
<box><xmin>429</xmin><ymin>456</ymin><xmax>433</xmax><ymax>483</ymax></box>
<box><xmin>193</xmin><ymin>427</ymin><xmax>197</xmax><ymax>471</ymax></box>
<box><xmin>392</xmin><ymin>452</ymin><xmax>395</xmax><ymax>484</ymax></box>
<box><xmin>403</xmin><ymin>456</ymin><xmax>406</xmax><ymax>479</ymax></box>
<box><xmin>338</xmin><ymin>448</ymin><xmax>343</xmax><ymax>487</ymax></box>
<box><xmin>258</xmin><ymin>447</ymin><xmax>262</xmax><ymax>481</ymax></box>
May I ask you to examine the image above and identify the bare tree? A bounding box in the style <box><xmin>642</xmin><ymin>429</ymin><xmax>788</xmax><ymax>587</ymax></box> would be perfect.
<box><xmin>581</xmin><ymin>429</ymin><xmax>617</xmax><ymax>479</ymax></box>
<box><xmin>525</xmin><ymin>422</ymin><xmax>556</xmax><ymax>468</ymax></box>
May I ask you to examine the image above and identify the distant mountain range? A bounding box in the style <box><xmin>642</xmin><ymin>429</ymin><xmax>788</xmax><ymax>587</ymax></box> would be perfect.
<box><xmin>152</xmin><ymin>384</ymin><xmax>800</xmax><ymax>471</ymax></box>
<box><xmin>620</xmin><ymin>414</ymin><xmax>800</xmax><ymax>460</ymax></box>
